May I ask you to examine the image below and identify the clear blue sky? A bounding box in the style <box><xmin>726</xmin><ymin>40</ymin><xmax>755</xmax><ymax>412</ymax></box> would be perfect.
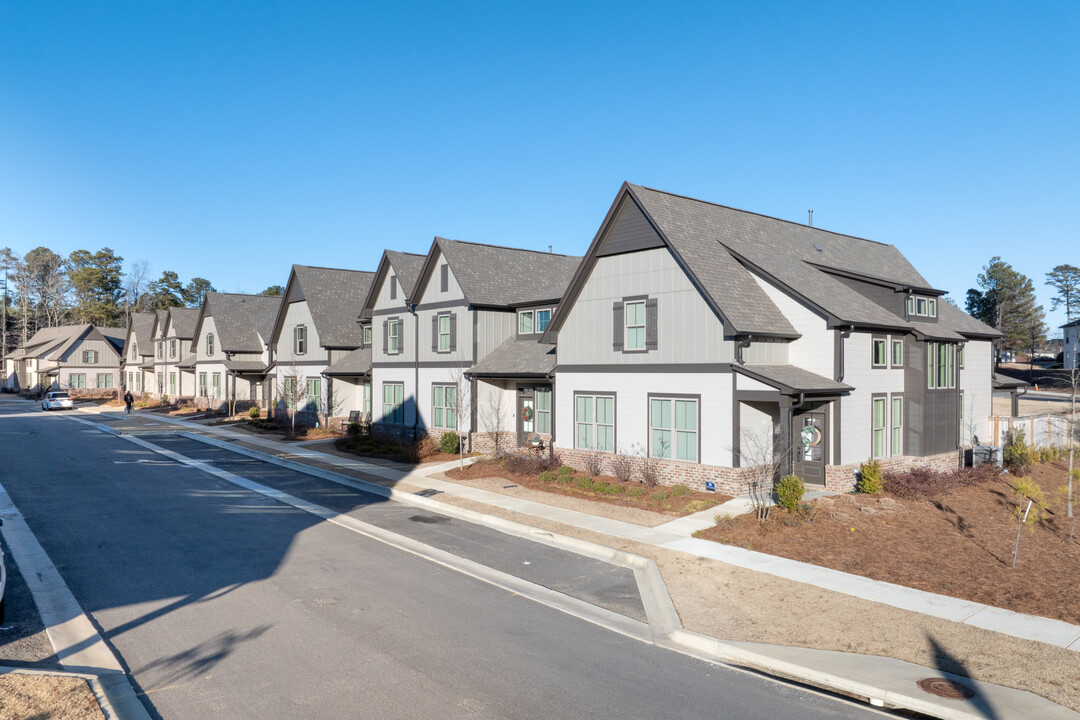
<box><xmin>2</xmin><ymin>2</ymin><xmax>1077</xmax><ymax>332</ymax></box>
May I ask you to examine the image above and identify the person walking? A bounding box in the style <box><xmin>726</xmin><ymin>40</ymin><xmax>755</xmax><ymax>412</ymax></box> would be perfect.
<box><xmin>123</xmin><ymin>390</ymin><xmax>134</xmax><ymax>414</ymax></box>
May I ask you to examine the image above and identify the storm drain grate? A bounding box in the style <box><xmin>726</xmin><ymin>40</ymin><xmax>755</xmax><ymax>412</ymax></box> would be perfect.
<box><xmin>916</xmin><ymin>678</ymin><xmax>976</xmax><ymax>700</ymax></box>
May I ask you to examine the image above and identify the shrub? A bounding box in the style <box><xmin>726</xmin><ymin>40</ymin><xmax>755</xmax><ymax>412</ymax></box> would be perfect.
<box><xmin>1003</xmin><ymin>428</ymin><xmax>1033</xmax><ymax>474</ymax></box>
<box><xmin>857</xmin><ymin>460</ymin><xmax>884</xmax><ymax>495</ymax></box>
<box><xmin>248</xmin><ymin>406</ymin><xmax>261</xmax><ymax>419</ymax></box>
<box><xmin>626</xmin><ymin>487</ymin><xmax>646</xmax><ymax>499</ymax></box>
<box><xmin>592</xmin><ymin>481</ymin><xmax>624</xmax><ymax>495</ymax></box>
<box><xmin>652</xmin><ymin>489</ymin><xmax>670</xmax><ymax>501</ymax></box>
<box><xmin>556</xmin><ymin>474</ymin><xmax>574</xmax><ymax>485</ymax></box>
<box><xmin>439</xmin><ymin>431</ymin><xmax>460</xmax><ymax>454</ymax></box>
<box><xmin>611</xmin><ymin>451</ymin><xmax>634</xmax><ymax>483</ymax></box>
<box><xmin>574</xmin><ymin>476</ymin><xmax>596</xmax><ymax>491</ymax></box>
<box><xmin>161</xmin><ymin>394</ymin><xmax>170</xmax><ymax>406</ymax></box>
<box><xmin>669</xmin><ymin>484</ymin><xmax>691</xmax><ymax>497</ymax></box>
<box><xmin>584</xmin><ymin>452</ymin><xmax>604</xmax><ymax>477</ymax></box>
<box><xmin>538</xmin><ymin>471</ymin><xmax>557</xmax><ymax>484</ymax></box>
<box><xmin>684</xmin><ymin>499</ymin><xmax>714</xmax><ymax>513</ymax></box>
<box><xmin>775</xmin><ymin>474</ymin><xmax>805</xmax><ymax>513</ymax></box>
<box><xmin>416</xmin><ymin>436</ymin><xmax>440</xmax><ymax>459</ymax></box>
<box><xmin>347</xmin><ymin>421</ymin><xmax>363</xmax><ymax>437</ymax></box>
<box><xmin>714</xmin><ymin>513</ymin><xmax>737</xmax><ymax>529</ymax></box>
<box><xmin>504</xmin><ymin>452</ymin><xmax>561</xmax><ymax>475</ymax></box>
<box><xmin>885</xmin><ymin>463</ymin><xmax>1000</xmax><ymax>500</ymax></box>
<box><xmin>557</xmin><ymin>465</ymin><xmax>574</xmax><ymax>476</ymax></box>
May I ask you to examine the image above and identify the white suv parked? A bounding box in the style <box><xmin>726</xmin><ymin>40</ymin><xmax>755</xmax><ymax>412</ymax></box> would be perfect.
<box><xmin>41</xmin><ymin>391</ymin><xmax>74</xmax><ymax>411</ymax></box>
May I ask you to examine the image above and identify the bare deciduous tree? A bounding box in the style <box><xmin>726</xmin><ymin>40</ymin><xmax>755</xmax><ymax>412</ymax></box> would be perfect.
<box><xmin>738</xmin><ymin>424</ymin><xmax>797</xmax><ymax>522</ymax></box>
<box><xmin>479</xmin><ymin>384</ymin><xmax>510</xmax><ymax>456</ymax></box>
<box><xmin>275</xmin><ymin>363</ymin><xmax>309</xmax><ymax>437</ymax></box>
<box><xmin>123</xmin><ymin>260</ymin><xmax>151</xmax><ymax>322</ymax></box>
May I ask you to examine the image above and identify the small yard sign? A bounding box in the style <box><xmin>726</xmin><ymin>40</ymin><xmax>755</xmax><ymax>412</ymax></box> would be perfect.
<box><xmin>705</xmin><ymin>481</ymin><xmax>716</xmax><ymax>492</ymax></box>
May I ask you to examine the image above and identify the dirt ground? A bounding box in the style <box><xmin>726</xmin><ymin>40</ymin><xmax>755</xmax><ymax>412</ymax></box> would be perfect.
<box><xmin>0</xmin><ymin>674</ymin><xmax>104</xmax><ymax>720</ymax></box>
<box><xmin>446</xmin><ymin>461</ymin><xmax>729</xmax><ymax>517</ymax></box>
<box><xmin>696</xmin><ymin>462</ymin><xmax>1080</xmax><ymax>624</ymax></box>
<box><xmin>430</xmin><ymin>473</ymin><xmax>1080</xmax><ymax>712</ymax></box>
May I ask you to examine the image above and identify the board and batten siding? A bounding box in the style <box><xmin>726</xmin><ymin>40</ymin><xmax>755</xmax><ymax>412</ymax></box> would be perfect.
<box><xmin>61</xmin><ymin>338</ymin><xmax>120</xmax><ymax>367</ymax></box>
<box><xmin>748</xmin><ymin>271</ymin><xmax>832</xmax><ymax>376</ymax></box>
<box><xmin>417</xmin><ymin>366</ymin><xmax>472</xmax><ymax>433</ymax></box>
<box><xmin>557</xmin><ymin>247</ymin><xmax>731</xmax><ymax>366</ymax></box>
<box><xmin>421</xmin><ymin>248</ymin><xmax>466</xmax><ymax>303</ymax></box>
<box><xmin>839</xmin><ymin>331</ymin><xmax>906</xmax><ymax>465</ymax></box>
<box><xmin>277</xmin><ymin>301</ymin><xmax>323</xmax><ymax>365</ymax></box>
<box><xmin>959</xmin><ymin>339</ymin><xmax>992</xmax><ymax>444</ymax></box>
<box><xmin>554</xmin><ymin>371</ymin><xmax>733</xmax><ymax>467</ymax></box>
<box><xmin>416</xmin><ymin>306</ymin><xmax>472</xmax><ymax>364</ymax></box>
<box><xmin>475</xmin><ymin>310</ymin><xmax>516</xmax><ymax>361</ymax></box>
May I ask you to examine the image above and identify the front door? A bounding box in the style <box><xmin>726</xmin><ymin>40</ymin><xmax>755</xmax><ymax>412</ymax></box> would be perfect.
<box><xmin>793</xmin><ymin>410</ymin><xmax>827</xmax><ymax>486</ymax></box>
<box><xmin>517</xmin><ymin>386</ymin><xmax>535</xmax><ymax>449</ymax></box>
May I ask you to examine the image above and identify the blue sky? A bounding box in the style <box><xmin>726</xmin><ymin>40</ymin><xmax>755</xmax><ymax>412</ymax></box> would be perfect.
<box><xmin>1</xmin><ymin>2</ymin><xmax>1077</xmax><ymax>331</ymax></box>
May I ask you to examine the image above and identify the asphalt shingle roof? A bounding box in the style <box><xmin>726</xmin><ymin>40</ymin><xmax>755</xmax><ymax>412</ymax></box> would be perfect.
<box><xmin>627</xmin><ymin>184</ymin><xmax>999</xmax><ymax>339</ymax></box>
<box><xmin>200</xmin><ymin>293</ymin><xmax>281</xmax><ymax>353</ymax></box>
<box><xmin>167</xmin><ymin>308</ymin><xmax>200</xmax><ymax>339</ymax></box>
<box><xmin>436</xmin><ymin>238</ymin><xmax>582</xmax><ymax>307</ymax></box>
<box><xmin>292</xmin><ymin>265</ymin><xmax>375</xmax><ymax>348</ymax></box>
<box><xmin>323</xmin><ymin>347</ymin><xmax>372</xmax><ymax>377</ymax></box>
<box><xmin>734</xmin><ymin>364</ymin><xmax>853</xmax><ymax>394</ymax></box>
<box><xmin>128</xmin><ymin>313</ymin><xmax>156</xmax><ymax>357</ymax></box>
<box><xmin>469</xmin><ymin>337</ymin><xmax>557</xmax><ymax>376</ymax></box>
<box><xmin>384</xmin><ymin>251</ymin><xmax>426</xmax><ymax>300</ymax></box>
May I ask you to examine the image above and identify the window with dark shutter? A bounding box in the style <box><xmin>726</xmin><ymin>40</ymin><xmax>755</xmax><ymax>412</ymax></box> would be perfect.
<box><xmin>440</xmin><ymin>264</ymin><xmax>448</xmax><ymax>293</ymax></box>
<box><xmin>612</xmin><ymin>302</ymin><xmax>624</xmax><ymax>351</ymax></box>
<box><xmin>382</xmin><ymin>320</ymin><xmax>389</xmax><ymax>354</ymax></box>
<box><xmin>449</xmin><ymin>314</ymin><xmax>457</xmax><ymax>352</ymax></box>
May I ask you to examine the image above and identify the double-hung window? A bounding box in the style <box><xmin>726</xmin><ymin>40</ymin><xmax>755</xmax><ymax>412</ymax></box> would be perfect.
<box><xmin>891</xmin><ymin>395</ymin><xmax>903</xmax><ymax>456</ymax></box>
<box><xmin>383</xmin><ymin>383</ymin><xmax>404</xmax><ymax>424</ymax></box>
<box><xmin>294</xmin><ymin>325</ymin><xmax>307</xmax><ymax>355</ymax></box>
<box><xmin>872</xmin><ymin>337</ymin><xmax>887</xmax><ymax>367</ymax></box>
<box><xmin>363</xmin><ymin>326</ymin><xmax>372</xmax><ymax>347</ymax></box>
<box><xmin>283</xmin><ymin>378</ymin><xmax>296</xmax><ymax>409</ymax></box>
<box><xmin>169</xmin><ymin>372</ymin><xmax>176</xmax><ymax>396</ymax></box>
<box><xmin>871</xmin><ymin>397</ymin><xmax>887</xmax><ymax>459</ymax></box>
<box><xmin>649</xmin><ymin>397</ymin><xmax>699</xmax><ymax>462</ymax></box>
<box><xmin>70</xmin><ymin>374</ymin><xmax>85</xmax><ymax>389</ymax></box>
<box><xmin>432</xmin><ymin>384</ymin><xmax>457</xmax><ymax>429</ymax></box>
<box><xmin>306</xmin><ymin>378</ymin><xmax>321</xmax><ymax>412</ymax></box>
<box><xmin>438</xmin><ymin>315</ymin><xmax>451</xmax><ymax>352</ymax></box>
<box><xmin>575</xmin><ymin>394</ymin><xmax>614</xmax><ymax>452</ymax></box>
<box><xmin>157</xmin><ymin>342</ymin><xmax>163</xmax><ymax>359</ymax></box>
<box><xmin>83</xmin><ymin>350</ymin><xmax>98</xmax><ymax>364</ymax></box>
<box><xmin>211</xmin><ymin>373</ymin><xmax>221</xmax><ymax>398</ymax></box>
<box><xmin>388</xmin><ymin>320</ymin><xmax>401</xmax><ymax>354</ymax></box>
<box><xmin>207</xmin><ymin>333</ymin><xmax>215</xmax><ymax>356</ymax></box>
<box><xmin>928</xmin><ymin>342</ymin><xmax>956</xmax><ymax>389</ymax></box>
<box><xmin>891</xmin><ymin>340</ymin><xmax>904</xmax><ymax>367</ymax></box>
<box><xmin>97</xmin><ymin>373</ymin><xmax>112</xmax><ymax>389</ymax></box>
<box><xmin>536</xmin><ymin>309</ymin><xmax>551</xmax><ymax>333</ymax></box>
<box><xmin>199</xmin><ymin>373</ymin><xmax>208</xmax><ymax>397</ymax></box>
<box><xmin>625</xmin><ymin>301</ymin><xmax>645</xmax><ymax>350</ymax></box>
<box><xmin>535</xmin><ymin>387</ymin><xmax>551</xmax><ymax>434</ymax></box>
<box><xmin>170</xmin><ymin>339</ymin><xmax>177</xmax><ymax>358</ymax></box>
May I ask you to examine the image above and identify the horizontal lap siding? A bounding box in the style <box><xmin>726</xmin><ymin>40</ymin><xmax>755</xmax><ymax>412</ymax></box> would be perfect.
<box><xmin>748</xmin><ymin>271</ymin><xmax>832</xmax><ymax>376</ymax></box>
<box><xmin>959</xmin><ymin>340</ymin><xmax>992</xmax><ymax>444</ymax></box>
<box><xmin>841</xmin><ymin>332</ymin><xmax>905</xmax><ymax>465</ymax></box>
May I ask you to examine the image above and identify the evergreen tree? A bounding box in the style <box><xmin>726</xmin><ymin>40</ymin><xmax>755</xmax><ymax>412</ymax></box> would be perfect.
<box><xmin>67</xmin><ymin>248</ymin><xmax>125</xmax><ymax>326</ymax></box>
<box><xmin>183</xmin><ymin>277</ymin><xmax>215</xmax><ymax>308</ymax></box>
<box><xmin>148</xmin><ymin>270</ymin><xmax>185</xmax><ymax>309</ymax></box>
<box><xmin>259</xmin><ymin>284</ymin><xmax>284</xmax><ymax>296</ymax></box>
<box><xmin>1045</xmin><ymin>264</ymin><xmax>1080</xmax><ymax>322</ymax></box>
<box><xmin>966</xmin><ymin>256</ymin><xmax>1045</xmax><ymax>366</ymax></box>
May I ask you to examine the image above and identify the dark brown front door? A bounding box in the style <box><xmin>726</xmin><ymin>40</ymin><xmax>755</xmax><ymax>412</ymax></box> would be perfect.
<box><xmin>517</xmin><ymin>387</ymin><xmax>535</xmax><ymax>448</ymax></box>
<box><xmin>793</xmin><ymin>411</ymin><xmax>827</xmax><ymax>486</ymax></box>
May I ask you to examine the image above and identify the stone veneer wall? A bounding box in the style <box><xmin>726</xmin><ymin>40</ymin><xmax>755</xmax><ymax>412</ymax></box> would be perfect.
<box><xmin>554</xmin><ymin>446</ymin><xmax>964</xmax><ymax>496</ymax></box>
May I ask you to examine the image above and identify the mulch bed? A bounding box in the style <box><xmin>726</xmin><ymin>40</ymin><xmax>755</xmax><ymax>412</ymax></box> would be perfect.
<box><xmin>695</xmin><ymin>461</ymin><xmax>1080</xmax><ymax>624</ymax></box>
<box><xmin>446</xmin><ymin>460</ymin><xmax>731</xmax><ymax>516</ymax></box>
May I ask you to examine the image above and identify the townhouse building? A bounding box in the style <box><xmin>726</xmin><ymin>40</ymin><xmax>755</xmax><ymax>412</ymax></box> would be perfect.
<box><xmin>268</xmin><ymin>265</ymin><xmax>375</xmax><ymax>421</ymax></box>
<box><xmin>150</xmin><ymin>307</ymin><xmax>200</xmax><ymax>399</ymax></box>
<box><xmin>121</xmin><ymin>312</ymin><xmax>156</xmax><ymax>394</ymax></box>
<box><xmin>540</xmin><ymin>183</ymin><xmax>999</xmax><ymax>493</ymax></box>
<box><xmin>191</xmin><ymin>292</ymin><xmax>281</xmax><ymax>409</ymax></box>
<box><xmin>4</xmin><ymin>324</ymin><xmax>125</xmax><ymax>393</ymax></box>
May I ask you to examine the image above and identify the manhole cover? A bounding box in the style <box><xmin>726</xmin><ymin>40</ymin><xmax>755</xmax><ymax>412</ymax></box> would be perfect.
<box><xmin>409</xmin><ymin>514</ymin><xmax>450</xmax><ymax>524</ymax></box>
<box><xmin>916</xmin><ymin>678</ymin><xmax>975</xmax><ymax>700</ymax></box>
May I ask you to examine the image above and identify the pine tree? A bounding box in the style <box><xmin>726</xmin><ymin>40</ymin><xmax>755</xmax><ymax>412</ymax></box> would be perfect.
<box><xmin>1046</xmin><ymin>264</ymin><xmax>1080</xmax><ymax>322</ymax></box>
<box><xmin>148</xmin><ymin>271</ymin><xmax>185</xmax><ymax>309</ymax></box>
<box><xmin>966</xmin><ymin>256</ymin><xmax>1045</xmax><ymax>367</ymax></box>
<box><xmin>67</xmin><ymin>248</ymin><xmax>125</xmax><ymax>326</ymax></box>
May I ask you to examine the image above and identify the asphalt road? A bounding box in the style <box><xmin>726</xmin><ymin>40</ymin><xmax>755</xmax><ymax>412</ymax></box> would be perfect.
<box><xmin>0</xmin><ymin>400</ymin><xmax>882</xmax><ymax>720</ymax></box>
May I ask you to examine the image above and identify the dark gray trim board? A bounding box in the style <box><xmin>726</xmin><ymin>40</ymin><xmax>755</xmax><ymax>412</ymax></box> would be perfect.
<box><xmin>646</xmin><ymin>392</ymin><xmax>702</xmax><ymax>464</ymax></box>
<box><xmin>735</xmin><ymin>390</ymin><xmax>782</xmax><ymax>402</ymax></box>
<box><xmin>731</xmin><ymin>373</ymin><xmax>740</xmax><ymax>468</ymax></box>
<box><xmin>414</xmin><ymin>298</ymin><xmax>468</xmax><ymax>313</ymax></box>
<box><xmin>372</xmin><ymin>361</ymin><xmax>471</xmax><ymax>370</ymax></box>
<box><xmin>555</xmin><ymin>363</ymin><xmax>733</xmax><ymax>374</ymax></box>
<box><xmin>372</xmin><ymin>306</ymin><xmax>416</xmax><ymax>318</ymax></box>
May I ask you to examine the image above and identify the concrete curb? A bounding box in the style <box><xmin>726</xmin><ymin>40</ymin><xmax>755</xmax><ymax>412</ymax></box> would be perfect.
<box><xmin>0</xmin><ymin>666</ymin><xmax>129</xmax><ymax>720</ymax></box>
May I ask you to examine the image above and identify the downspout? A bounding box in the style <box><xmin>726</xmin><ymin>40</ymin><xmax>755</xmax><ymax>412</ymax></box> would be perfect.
<box><xmin>956</xmin><ymin>341</ymin><xmax>966</xmax><ymax>449</ymax></box>
<box><xmin>735</xmin><ymin>335</ymin><xmax>752</xmax><ymax>365</ymax></box>
<box><xmin>411</xmin><ymin>302</ymin><xmax>419</xmax><ymax>441</ymax></box>
<box><xmin>836</xmin><ymin>326</ymin><xmax>853</xmax><ymax>382</ymax></box>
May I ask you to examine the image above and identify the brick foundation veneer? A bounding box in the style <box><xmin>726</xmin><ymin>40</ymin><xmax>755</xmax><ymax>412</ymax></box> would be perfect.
<box><xmin>553</xmin><ymin>446</ymin><xmax>964</xmax><ymax>496</ymax></box>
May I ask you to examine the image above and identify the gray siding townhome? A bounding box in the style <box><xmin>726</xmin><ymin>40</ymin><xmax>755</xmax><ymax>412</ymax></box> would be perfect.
<box><xmin>363</xmin><ymin>237</ymin><xmax>580</xmax><ymax>449</ymax></box>
<box><xmin>121</xmin><ymin>312</ymin><xmax>156</xmax><ymax>394</ymax></box>
<box><xmin>354</xmin><ymin>250</ymin><xmax>425</xmax><ymax>428</ymax></box>
<box><xmin>267</xmin><ymin>265</ymin><xmax>375</xmax><ymax>424</ymax></box>
<box><xmin>4</xmin><ymin>324</ymin><xmax>125</xmax><ymax>394</ymax></box>
<box><xmin>190</xmin><ymin>292</ymin><xmax>281</xmax><ymax>410</ymax></box>
<box><xmin>1065</xmin><ymin>319</ymin><xmax>1080</xmax><ymax>371</ymax></box>
<box><xmin>542</xmin><ymin>183</ymin><xmax>1000</xmax><ymax>494</ymax></box>
<box><xmin>149</xmin><ymin>307</ymin><xmax>200</xmax><ymax>399</ymax></box>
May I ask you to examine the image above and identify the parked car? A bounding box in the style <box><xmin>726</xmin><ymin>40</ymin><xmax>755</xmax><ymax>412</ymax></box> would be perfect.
<box><xmin>41</xmin><ymin>391</ymin><xmax>74</xmax><ymax>411</ymax></box>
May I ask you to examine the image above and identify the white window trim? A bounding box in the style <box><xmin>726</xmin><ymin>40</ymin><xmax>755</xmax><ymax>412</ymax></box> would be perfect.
<box><xmin>388</xmin><ymin>319</ymin><xmax>401</xmax><ymax>355</ymax></box>
<box><xmin>890</xmin><ymin>394</ymin><xmax>903</xmax><ymax>457</ymax></box>
<box><xmin>649</xmin><ymin>396</ymin><xmax>699</xmax><ymax>462</ymax></box>
<box><xmin>871</xmin><ymin>396</ymin><xmax>887</xmax><ymax>459</ymax></box>
<box><xmin>518</xmin><ymin>310</ymin><xmax>534</xmax><ymax>335</ymax></box>
<box><xmin>432</xmin><ymin>384</ymin><xmax>457</xmax><ymax>430</ymax></box>
<box><xmin>574</xmin><ymin>393</ymin><xmax>615</xmax><ymax>452</ymax></box>
<box><xmin>438</xmin><ymin>314</ymin><xmax>451</xmax><ymax>353</ymax></box>
<box><xmin>624</xmin><ymin>300</ymin><xmax>646</xmax><ymax>351</ymax></box>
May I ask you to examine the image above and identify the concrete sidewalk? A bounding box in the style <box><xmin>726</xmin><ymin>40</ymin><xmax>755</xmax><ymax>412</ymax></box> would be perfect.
<box><xmin>73</xmin><ymin>404</ymin><xmax>1080</xmax><ymax>719</ymax></box>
